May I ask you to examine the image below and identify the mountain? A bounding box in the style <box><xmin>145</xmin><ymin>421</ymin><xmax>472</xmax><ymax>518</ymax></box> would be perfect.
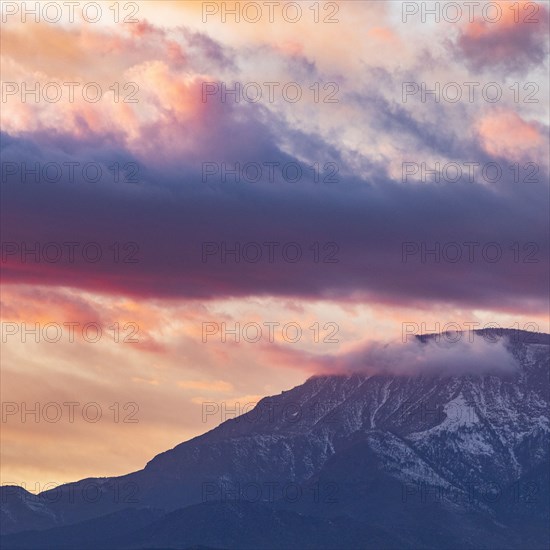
<box><xmin>1</xmin><ymin>329</ymin><xmax>549</xmax><ymax>549</ymax></box>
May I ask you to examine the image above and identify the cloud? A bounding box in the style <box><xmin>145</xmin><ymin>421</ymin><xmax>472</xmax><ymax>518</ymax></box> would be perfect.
<box><xmin>476</xmin><ymin>109</ymin><xmax>546</xmax><ymax>163</ymax></box>
<box><xmin>316</xmin><ymin>333</ymin><xmax>520</xmax><ymax>377</ymax></box>
<box><xmin>2</xmin><ymin>1</ymin><xmax>548</xmax><ymax>493</ymax></box>
<box><xmin>453</xmin><ymin>1</ymin><xmax>549</xmax><ymax>73</ymax></box>
<box><xmin>177</xmin><ymin>379</ymin><xmax>234</xmax><ymax>393</ymax></box>
<box><xmin>1</xmin><ymin>126</ymin><xmax>548</xmax><ymax>315</ymax></box>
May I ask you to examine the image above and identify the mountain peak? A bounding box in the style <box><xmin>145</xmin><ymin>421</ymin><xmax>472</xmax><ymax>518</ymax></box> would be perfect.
<box><xmin>2</xmin><ymin>331</ymin><xmax>548</xmax><ymax>549</ymax></box>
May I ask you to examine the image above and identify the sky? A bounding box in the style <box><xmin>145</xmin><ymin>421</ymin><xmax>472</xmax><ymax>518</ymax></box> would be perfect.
<box><xmin>0</xmin><ymin>0</ymin><xmax>549</xmax><ymax>490</ymax></box>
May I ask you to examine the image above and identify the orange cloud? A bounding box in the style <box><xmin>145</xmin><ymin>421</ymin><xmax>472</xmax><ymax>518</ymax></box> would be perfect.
<box><xmin>368</xmin><ymin>26</ymin><xmax>398</xmax><ymax>43</ymax></box>
<box><xmin>177</xmin><ymin>379</ymin><xmax>234</xmax><ymax>393</ymax></box>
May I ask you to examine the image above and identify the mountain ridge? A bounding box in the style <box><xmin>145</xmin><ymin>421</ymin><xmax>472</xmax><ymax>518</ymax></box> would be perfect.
<box><xmin>2</xmin><ymin>329</ymin><xmax>549</xmax><ymax>548</ymax></box>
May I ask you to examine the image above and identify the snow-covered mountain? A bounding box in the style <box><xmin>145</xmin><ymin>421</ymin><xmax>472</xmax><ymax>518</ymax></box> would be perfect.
<box><xmin>1</xmin><ymin>329</ymin><xmax>549</xmax><ymax>549</ymax></box>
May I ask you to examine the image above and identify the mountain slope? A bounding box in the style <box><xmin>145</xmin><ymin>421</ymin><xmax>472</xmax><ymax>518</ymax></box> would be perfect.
<box><xmin>1</xmin><ymin>330</ymin><xmax>549</xmax><ymax>549</ymax></box>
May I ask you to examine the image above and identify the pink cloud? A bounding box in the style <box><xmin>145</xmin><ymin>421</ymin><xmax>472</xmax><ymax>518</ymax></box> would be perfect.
<box><xmin>455</xmin><ymin>1</ymin><xmax>549</xmax><ymax>72</ymax></box>
<box><xmin>476</xmin><ymin>110</ymin><xmax>545</xmax><ymax>162</ymax></box>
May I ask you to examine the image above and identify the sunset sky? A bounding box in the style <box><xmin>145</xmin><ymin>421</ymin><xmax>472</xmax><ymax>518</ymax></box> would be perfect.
<box><xmin>1</xmin><ymin>0</ymin><xmax>548</xmax><ymax>491</ymax></box>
